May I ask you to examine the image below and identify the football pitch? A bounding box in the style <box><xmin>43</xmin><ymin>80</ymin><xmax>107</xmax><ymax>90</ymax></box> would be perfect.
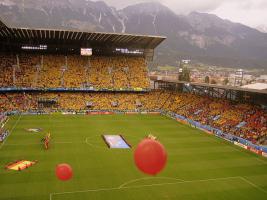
<box><xmin>0</xmin><ymin>114</ymin><xmax>267</xmax><ymax>200</ymax></box>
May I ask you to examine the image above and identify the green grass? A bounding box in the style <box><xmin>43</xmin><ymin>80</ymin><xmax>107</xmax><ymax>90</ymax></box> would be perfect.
<box><xmin>0</xmin><ymin>114</ymin><xmax>267</xmax><ymax>200</ymax></box>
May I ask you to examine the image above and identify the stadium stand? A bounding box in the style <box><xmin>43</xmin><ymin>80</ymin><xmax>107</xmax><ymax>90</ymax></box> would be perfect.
<box><xmin>0</xmin><ymin>54</ymin><xmax>16</xmax><ymax>87</ymax></box>
<box><xmin>0</xmin><ymin>54</ymin><xmax>149</xmax><ymax>89</ymax></box>
<box><xmin>0</xmin><ymin>91</ymin><xmax>266</xmax><ymax>145</ymax></box>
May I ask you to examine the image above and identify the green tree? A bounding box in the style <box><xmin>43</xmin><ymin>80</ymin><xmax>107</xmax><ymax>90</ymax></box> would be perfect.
<box><xmin>223</xmin><ymin>78</ymin><xmax>229</xmax><ymax>85</ymax></box>
<box><xmin>178</xmin><ymin>67</ymin><xmax>190</xmax><ymax>82</ymax></box>
<box><xmin>205</xmin><ymin>76</ymin><xmax>210</xmax><ymax>83</ymax></box>
<box><xmin>183</xmin><ymin>68</ymin><xmax>191</xmax><ymax>82</ymax></box>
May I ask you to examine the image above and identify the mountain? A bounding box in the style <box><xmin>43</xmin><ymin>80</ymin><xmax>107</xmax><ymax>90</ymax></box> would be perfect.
<box><xmin>1</xmin><ymin>0</ymin><xmax>267</xmax><ymax>69</ymax></box>
<box><xmin>256</xmin><ymin>25</ymin><xmax>267</xmax><ymax>33</ymax></box>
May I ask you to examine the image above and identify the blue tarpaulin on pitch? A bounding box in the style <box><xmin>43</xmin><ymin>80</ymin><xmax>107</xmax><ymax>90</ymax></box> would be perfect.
<box><xmin>102</xmin><ymin>135</ymin><xmax>131</xmax><ymax>149</ymax></box>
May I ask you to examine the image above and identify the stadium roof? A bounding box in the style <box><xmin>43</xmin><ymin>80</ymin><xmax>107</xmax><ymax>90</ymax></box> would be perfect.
<box><xmin>0</xmin><ymin>19</ymin><xmax>6</xmax><ymax>29</ymax></box>
<box><xmin>0</xmin><ymin>18</ymin><xmax>166</xmax><ymax>49</ymax></box>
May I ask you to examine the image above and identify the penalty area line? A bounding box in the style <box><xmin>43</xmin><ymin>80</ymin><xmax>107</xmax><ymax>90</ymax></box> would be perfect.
<box><xmin>118</xmin><ymin>176</ymin><xmax>185</xmax><ymax>189</ymax></box>
<box><xmin>50</xmin><ymin>176</ymin><xmax>243</xmax><ymax>199</ymax></box>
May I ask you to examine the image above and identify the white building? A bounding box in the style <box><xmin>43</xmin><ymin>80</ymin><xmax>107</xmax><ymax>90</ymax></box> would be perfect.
<box><xmin>241</xmin><ymin>83</ymin><xmax>267</xmax><ymax>90</ymax></box>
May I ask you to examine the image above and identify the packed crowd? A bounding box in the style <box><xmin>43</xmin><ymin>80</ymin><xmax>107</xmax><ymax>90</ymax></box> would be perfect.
<box><xmin>0</xmin><ymin>91</ymin><xmax>266</xmax><ymax>145</ymax></box>
<box><xmin>0</xmin><ymin>113</ymin><xmax>7</xmax><ymax>124</ymax></box>
<box><xmin>0</xmin><ymin>54</ymin><xmax>15</xmax><ymax>87</ymax></box>
<box><xmin>162</xmin><ymin>93</ymin><xmax>267</xmax><ymax>144</ymax></box>
<box><xmin>0</xmin><ymin>54</ymin><xmax>266</xmax><ymax>145</ymax></box>
<box><xmin>0</xmin><ymin>92</ymin><xmax>155</xmax><ymax>112</ymax></box>
<box><xmin>0</xmin><ymin>54</ymin><xmax>149</xmax><ymax>89</ymax></box>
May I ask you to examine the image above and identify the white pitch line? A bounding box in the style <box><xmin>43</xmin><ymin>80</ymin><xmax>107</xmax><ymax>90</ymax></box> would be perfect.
<box><xmin>50</xmin><ymin>176</ymin><xmax>242</xmax><ymax>198</ymax></box>
<box><xmin>0</xmin><ymin>114</ymin><xmax>22</xmax><ymax>150</ymax></box>
<box><xmin>85</xmin><ymin>137</ymin><xmax>107</xmax><ymax>149</ymax></box>
<box><xmin>1</xmin><ymin>117</ymin><xmax>9</xmax><ymax>128</ymax></box>
<box><xmin>219</xmin><ymin>139</ymin><xmax>267</xmax><ymax>164</ymax></box>
<box><xmin>5</xmin><ymin>141</ymin><xmax>81</xmax><ymax>146</ymax></box>
<box><xmin>118</xmin><ymin>176</ymin><xmax>185</xmax><ymax>188</ymax></box>
<box><xmin>255</xmin><ymin>158</ymin><xmax>267</xmax><ymax>164</ymax></box>
<box><xmin>234</xmin><ymin>147</ymin><xmax>267</xmax><ymax>164</ymax></box>
<box><xmin>239</xmin><ymin>177</ymin><xmax>267</xmax><ymax>194</ymax></box>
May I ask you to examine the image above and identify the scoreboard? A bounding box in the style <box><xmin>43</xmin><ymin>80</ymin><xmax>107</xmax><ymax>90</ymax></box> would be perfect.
<box><xmin>80</xmin><ymin>48</ymin><xmax>92</xmax><ymax>56</ymax></box>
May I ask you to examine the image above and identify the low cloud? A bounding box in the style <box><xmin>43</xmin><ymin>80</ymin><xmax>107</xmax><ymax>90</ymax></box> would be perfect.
<box><xmin>95</xmin><ymin>0</ymin><xmax>267</xmax><ymax>28</ymax></box>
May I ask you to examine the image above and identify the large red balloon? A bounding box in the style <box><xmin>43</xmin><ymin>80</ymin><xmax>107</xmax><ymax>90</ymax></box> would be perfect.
<box><xmin>55</xmin><ymin>163</ymin><xmax>73</xmax><ymax>181</ymax></box>
<box><xmin>134</xmin><ymin>139</ymin><xmax>167</xmax><ymax>175</ymax></box>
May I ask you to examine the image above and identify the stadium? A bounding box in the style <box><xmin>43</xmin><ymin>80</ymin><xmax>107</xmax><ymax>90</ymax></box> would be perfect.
<box><xmin>0</xmin><ymin>17</ymin><xmax>267</xmax><ymax>200</ymax></box>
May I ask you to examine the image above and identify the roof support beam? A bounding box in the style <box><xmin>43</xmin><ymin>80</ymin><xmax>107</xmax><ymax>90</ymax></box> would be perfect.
<box><xmin>0</xmin><ymin>26</ymin><xmax>166</xmax><ymax>49</ymax></box>
<box><xmin>95</xmin><ymin>33</ymin><xmax>103</xmax><ymax>41</ymax></box>
<box><xmin>87</xmin><ymin>33</ymin><xmax>93</xmax><ymax>40</ymax></box>
<box><xmin>72</xmin><ymin>32</ymin><xmax>77</xmax><ymax>40</ymax></box>
<box><xmin>90</xmin><ymin>33</ymin><xmax>98</xmax><ymax>41</ymax></box>
<box><xmin>102</xmin><ymin>34</ymin><xmax>113</xmax><ymax>42</ymax></box>
<box><xmin>78</xmin><ymin>32</ymin><xmax>84</xmax><ymax>40</ymax></box>
<box><xmin>74</xmin><ymin>32</ymin><xmax>80</xmax><ymax>40</ymax></box>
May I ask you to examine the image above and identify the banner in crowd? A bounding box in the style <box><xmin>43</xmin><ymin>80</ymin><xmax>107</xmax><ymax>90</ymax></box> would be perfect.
<box><xmin>248</xmin><ymin>147</ymin><xmax>262</xmax><ymax>155</ymax></box>
<box><xmin>87</xmin><ymin>111</ymin><xmax>114</xmax><ymax>115</ymax></box>
<box><xmin>148</xmin><ymin>112</ymin><xmax>161</xmax><ymax>115</ymax></box>
<box><xmin>234</xmin><ymin>141</ymin><xmax>248</xmax><ymax>149</ymax></box>
<box><xmin>125</xmin><ymin>112</ymin><xmax>139</xmax><ymax>115</ymax></box>
<box><xmin>62</xmin><ymin>112</ymin><xmax>76</xmax><ymax>115</ymax></box>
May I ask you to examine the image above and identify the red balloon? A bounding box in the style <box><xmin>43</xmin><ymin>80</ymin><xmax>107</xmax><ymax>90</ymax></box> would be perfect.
<box><xmin>55</xmin><ymin>163</ymin><xmax>73</xmax><ymax>181</ymax></box>
<box><xmin>134</xmin><ymin>139</ymin><xmax>167</xmax><ymax>175</ymax></box>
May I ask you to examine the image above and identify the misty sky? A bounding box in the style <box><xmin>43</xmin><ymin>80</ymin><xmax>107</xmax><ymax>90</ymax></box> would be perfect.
<box><xmin>94</xmin><ymin>0</ymin><xmax>267</xmax><ymax>28</ymax></box>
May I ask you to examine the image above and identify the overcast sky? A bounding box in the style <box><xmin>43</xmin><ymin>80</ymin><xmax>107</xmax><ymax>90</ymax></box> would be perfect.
<box><xmin>95</xmin><ymin>0</ymin><xmax>267</xmax><ymax>28</ymax></box>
